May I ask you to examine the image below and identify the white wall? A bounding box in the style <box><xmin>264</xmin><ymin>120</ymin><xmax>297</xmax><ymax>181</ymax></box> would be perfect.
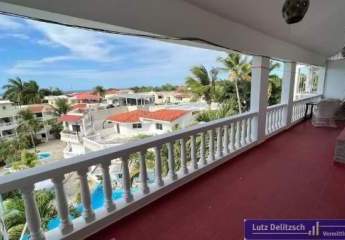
<box><xmin>324</xmin><ymin>60</ymin><xmax>345</xmax><ymax>99</ymax></box>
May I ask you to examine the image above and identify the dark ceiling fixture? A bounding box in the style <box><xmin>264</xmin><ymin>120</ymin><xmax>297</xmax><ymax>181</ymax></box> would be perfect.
<box><xmin>282</xmin><ymin>0</ymin><xmax>310</xmax><ymax>24</ymax></box>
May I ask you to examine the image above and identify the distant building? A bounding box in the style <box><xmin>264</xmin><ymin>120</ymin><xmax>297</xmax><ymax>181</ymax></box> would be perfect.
<box><xmin>69</xmin><ymin>92</ymin><xmax>101</xmax><ymax>104</ymax></box>
<box><xmin>106</xmin><ymin>109</ymin><xmax>193</xmax><ymax>136</ymax></box>
<box><xmin>0</xmin><ymin>100</ymin><xmax>18</xmax><ymax>139</ymax></box>
<box><xmin>151</xmin><ymin>91</ymin><xmax>193</xmax><ymax>104</ymax></box>
<box><xmin>105</xmin><ymin>93</ymin><xmax>155</xmax><ymax>106</ymax></box>
<box><xmin>44</xmin><ymin>95</ymin><xmax>69</xmax><ymax>107</ymax></box>
<box><xmin>22</xmin><ymin>104</ymin><xmax>58</xmax><ymax>142</ymax></box>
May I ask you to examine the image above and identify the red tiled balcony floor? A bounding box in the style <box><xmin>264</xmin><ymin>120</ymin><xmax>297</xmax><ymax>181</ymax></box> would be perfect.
<box><xmin>88</xmin><ymin>121</ymin><xmax>345</xmax><ymax>240</ymax></box>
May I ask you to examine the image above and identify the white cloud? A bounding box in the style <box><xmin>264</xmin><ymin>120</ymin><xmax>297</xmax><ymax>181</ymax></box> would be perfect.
<box><xmin>0</xmin><ymin>15</ymin><xmax>24</xmax><ymax>30</ymax></box>
<box><xmin>26</xmin><ymin>20</ymin><xmax>114</xmax><ymax>61</ymax></box>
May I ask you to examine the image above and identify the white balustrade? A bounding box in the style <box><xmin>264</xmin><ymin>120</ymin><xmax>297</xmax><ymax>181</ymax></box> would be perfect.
<box><xmin>52</xmin><ymin>176</ymin><xmax>73</xmax><ymax>234</ymax></box>
<box><xmin>139</xmin><ymin>150</ymin><xmax>150</xmax><ymax>194</ymax></box>
<box><xmin>266</xmin><ymin>104</ymin><xmax>287</xmax><ymax>135</ymax></box>
<box><xmin>200</xmin><ymin>132</ymin><xmax>207</xmax><ymax>166</ymax></box>
<box><xmin>154</xmin><ymin>146</ymin><xmax>164</xmax><ymax>187</ymax></box>
<box><xmin>0</xmin><ymin>111</ymin><xmax>260</xmax><ymax>240</ymax></box>
<box><xmin>20</xmin><ymin>185</ymin><xmax>45</xmax><ymax>240</ymax></box>
<box><xmin>190</xmin><ymin>135</ymin><xmax>198</xmax><ymax>170</ymax></box>
<box><xmin>77</xmin><ymin>169</ymin><xmax>95</xmax><ymax>223</ymax></box>
<box><xmin>292</xmin><ymin>95</ymin><xmax>321</xmax><ymax>122</ymax></box>
<box><xmin>100</xmin><ymin>161</ymin><xmax>116</xmax><ymax>212</ymax></box>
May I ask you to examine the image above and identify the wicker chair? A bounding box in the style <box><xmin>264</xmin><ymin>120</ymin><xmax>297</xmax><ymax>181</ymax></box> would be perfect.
<box><xmin>312</xmin><ymin>98</ymin><xmax>342</xmax><ymax>127</ymax></box>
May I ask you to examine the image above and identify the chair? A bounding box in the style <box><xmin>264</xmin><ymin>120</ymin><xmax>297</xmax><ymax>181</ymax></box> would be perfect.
<box><xmin>312</xmin><ymin>98</ymin><xmax>342</xmax><ymax>127</ymax></box>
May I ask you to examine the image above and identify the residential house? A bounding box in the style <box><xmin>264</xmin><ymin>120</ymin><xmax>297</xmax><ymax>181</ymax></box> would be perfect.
<box><xmin>0</xmin><ymin>100</ymin><xmax>18</xmax><ymax>139</ymax></box>
<box><xmin>43</xmin><ymin>95</ymin><xmax>69</xmax><ymax>107</ymax></box>
<box><xmin>106</xmin><ymin>109</ymin><xmax>193</xmax><ymax>136</ymax></box>
<box><xmin>23</xmin><ymin>104</ymin><xmax>58</xmax><ymax>142</ymax></box>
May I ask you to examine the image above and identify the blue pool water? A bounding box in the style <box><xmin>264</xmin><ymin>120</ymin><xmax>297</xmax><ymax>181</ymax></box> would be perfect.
<box><xmin>47</xmin><ymin>185</ymin><xmax>139</xmax><ymax>230</ymax></box>
<box><xmin>37</xmin><ymin>152</ymin><xmax>51</xmax><ymax>160</ymax></box>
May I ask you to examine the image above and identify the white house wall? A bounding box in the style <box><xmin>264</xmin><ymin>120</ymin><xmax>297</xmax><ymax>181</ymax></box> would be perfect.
<box><xmin>324</xmin><ymin>60</ymin><xmax>345</xmax><ymax>99</ymax></box>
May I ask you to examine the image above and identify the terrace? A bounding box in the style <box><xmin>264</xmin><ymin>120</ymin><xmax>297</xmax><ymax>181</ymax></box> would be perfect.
<box><xmin>0</xmin><ymin>1</ymin><xmax>344</xmax><ymax>240</ymax></box>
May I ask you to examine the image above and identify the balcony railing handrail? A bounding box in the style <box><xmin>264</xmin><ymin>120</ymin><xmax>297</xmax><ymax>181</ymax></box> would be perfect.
<box><xmin>293</xmin><ymin>94</ymin><xmax>321</xmax><ymax>103</ymax></box>
<box><xmin>0</xmin><ymin>111</ymin><xmax>257</xmax><ymax>193</ymax></box>
<box><xmin>267</xmin><ymin>103</ymin><xmax>288</xmax><ymax>111</ymax></box>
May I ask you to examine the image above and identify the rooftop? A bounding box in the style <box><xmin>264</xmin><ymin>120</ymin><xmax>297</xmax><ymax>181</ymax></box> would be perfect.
<box><xmin>88</xmin><ymin>121</ymin><xmax>345</xmax><ymax>240</ymax></box>
<box><xmin>25</xmin><ymin>104</ymin><xmax>54</xmax><ymax>113</ymax></box>
<box><xmin>58</xmin><ymin>114</ymin><xmax>82</xmax><ymax>123</ymax></box>
<box><xmin>106</xmin><ymin>109</ymin><xmax>189</xmax><ymax>123</ymax></box>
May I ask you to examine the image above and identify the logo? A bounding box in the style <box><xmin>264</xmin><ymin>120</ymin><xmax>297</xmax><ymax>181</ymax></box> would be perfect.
<box><xmin>245</xmin><ymin>219</ymin><xmax>345</xmax><ymax>239</ymax></box>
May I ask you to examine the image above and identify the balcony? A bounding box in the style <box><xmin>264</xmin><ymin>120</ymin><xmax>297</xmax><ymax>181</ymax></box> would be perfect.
<box><xmin>60</xmin><ymin>131</ymin><xmax>81</xmax><ymax>144</ymax></box>
<box><xmin>0</xmin><ymin>93</ymin><xmax>330</xmax><ymax>240</ymax></box>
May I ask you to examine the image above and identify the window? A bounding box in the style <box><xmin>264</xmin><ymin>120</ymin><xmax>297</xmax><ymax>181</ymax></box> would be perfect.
<box><xmin>36</xmin><ymin>112</ymin><xmax>43</xmax><ymax>118</ymax></box>
<box><xmin>2</xmin><ymin>106</ymin><xmax>6</xmax><ymax>110</ymax></box>
<box><xmin>72</xmin><ymin>124</ymin><xmax>81</xmax><ymax>132</ymax></box>
<box><xmin>294</xmin><ymin>64</ymin><xmax>324</xmax><ymax>99</ymax></box>
<box><xmin>132</xmin><ymin>123</ymin><xmax>142</xmax><ymax>129</ymax></box>
<box><xmin>156</xmin><ymin>123</ymin><xmax>163</xmax><ymax>130</ymax></box>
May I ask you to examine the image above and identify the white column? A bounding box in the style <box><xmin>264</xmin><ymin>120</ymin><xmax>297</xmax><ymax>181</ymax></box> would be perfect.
<box><xmin>216</xmin><ymin>127</ymin><xmax>223</xmax><ymax>158</ymax></box>
<box><xmin>77</xmin><ymin>169</ymin><xmax>95</xmax><ymax>223</ymax></box>
<box><xmin>139</xmin><ymin>150</ymin><xmax>150</xmax><ymax>194</ymax></box>
<box><xmin>223</xmin><ymin>125</ymin><xmax>229</xmax><ymax>155</ymax></box>
<box><xmin>230</xmin><ymin>122</ymin><xmax>235</xmax><ymax>151</ymax></box>
<box><xmin>180</xmin><ymin>138</ymin><xmax>188</xmax><ymax>175</ymax></box>
<box><xmin>200</xmin><ymin>132</ymin><xmax>207</xmax><ymax>166</ymax></box>
<box><xmin>190</xmin><ymin>135</ymin><xmax>198</xmax><ymax>170</ymax></box>
<box><xmin>20</xmin><ymin>185</ymin><xmax>45</xmax><ymax>240</ymax></box>
<box><xmin>52</xmin><ymin>176</ymin><xmax>73</xmax><ymax>234</ymax></box>
<box><xmin>250</xmin><ymin>56</ymin><xmax>270</xmax><ymax>142</ymax></box>
<box><xmin>282</xmin><ymin>62</ymin><xmax>296</xmax><ymax>127</ymax></box>
<box><xmin>154</xmin><ymin>145</ymin><xmax>164</xmax><ymax>187</ymax></box>
<box><xmin>121</xmin><ymin>155</ymin><xmax>134</xmax><ymax>202</ymax></box>
<box><xmin>208</xmin><ymin>129</ymin><xmax>215</xmax><ymax>161</ymax></box>
<box><xmin>100</xmin><ymin>161</ymin><xmax>116</xmax><ymax>212</ymax></box>
<box><xmin>167</xmin><ymin>142</ymin><xmax>177</xmax><ymax>180</ymax></box>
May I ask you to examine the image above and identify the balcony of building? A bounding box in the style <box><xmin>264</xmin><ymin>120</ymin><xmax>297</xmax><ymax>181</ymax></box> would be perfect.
<box><xmin>0</xmin><ymin>1</ymin><xmax>345</xmax><ymax>240</ymax></box>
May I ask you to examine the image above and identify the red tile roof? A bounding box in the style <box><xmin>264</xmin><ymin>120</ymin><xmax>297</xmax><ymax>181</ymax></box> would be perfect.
<box><xmin>27</xmin><ymin>104</ymin><xmax>54</xmax><ymax>113</ymax></box>
<box><xmin>58</xmin><ymin>114</ymin><xmax>82</xmax><ymax>123</ymax></box>
<box><xmin>73</xmin><ymin>93</ymin><xmax>100</xmax><ymax>101</ymax></box>
<box><xmin>72</xmin><ymin>103</ymin><xmax>87</xmax><ymax>110</ymax></box>
<box><xmin>106</xmin><ymin>109</ymin><xmax>188</xmax><ymax>123</ymax></box>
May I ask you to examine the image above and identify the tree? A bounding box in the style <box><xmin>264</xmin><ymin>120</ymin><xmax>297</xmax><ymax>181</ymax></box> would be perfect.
<box><xmin>54</xmin><ymin>98</ymin><xmax>71</xmax><ymax>115</ymax></box>
<box><xmin>196</xmin><ymin>99</ymin><xmax>238</xmax><ymax>122</ymax></box>
<box><xmin>185</xmin><ymin>65</ymin><xmax>217</xmax><ymax>106</ymax></box>
<box><xmin>11</xmin><ymin>150</ymin><xmax>38</xmax><ymax>171</ymax></box>
<box><xmin>93</xmin><ymin>85</ymin><xmax>105</xmax><ymax>99</ymax></box>
<box><xmin>22</xmin><ymin>80</ymin><xmax>41</xmax><ymax>104</ymax></box>
<box><xmin>39</xmin><ymin>87</ymin><xmax>63</xmax><ymax>98</ymax></box>
<box><xmin>2</xmin><ymin>77</ymin><xmax>26</xmax><ymax>105</ymax></box>
<box><xmin>3</xmin><ymin>190</ymin><xmax>57</xmax><ymax>240</ymax></box>
<box><xmin>268</xmin><ymin>61</ymin><xmax>282</xmax><ymax>106</ymax></box>
<box><xmin>0</xmin><ymin>135</ymin><xmax>29</xmax><ymax>166</ymax></box>
<box><xmin>218</xmin><ymin>53</ymin><xmax>251</xmax><ymax>114</ymax></box>
<box><xmin>17</xmin><ymin>109</ymin><xmax>42</xmax><ymax>151</ymax></box>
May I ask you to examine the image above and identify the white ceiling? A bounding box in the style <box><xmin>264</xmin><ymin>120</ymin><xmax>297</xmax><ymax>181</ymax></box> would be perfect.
<box><xmin>184</xmin><ymin>0</ymin><xmax>345</xmax><ymax>57</ymax></box>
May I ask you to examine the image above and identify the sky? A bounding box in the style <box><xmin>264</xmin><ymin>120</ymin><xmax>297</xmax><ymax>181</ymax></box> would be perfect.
<box><xmin>0</xmin><ymin>14</ymin><xmax>230</xmax><ymax>93</ymax></box>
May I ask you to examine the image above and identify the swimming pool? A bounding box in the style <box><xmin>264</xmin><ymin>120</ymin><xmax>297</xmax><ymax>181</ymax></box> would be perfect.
<box><xmin>47</xmin><ymin>185</ymin><xmax>139</xmax><ymax>230</ymax></box>
<box><xmin>37</xmin><ymin>152</ymin><xmax>51</xmax><ymax>161</ymax></box>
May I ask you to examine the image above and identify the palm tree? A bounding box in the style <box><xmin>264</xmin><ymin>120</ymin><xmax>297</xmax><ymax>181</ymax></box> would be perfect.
<box><xmin>3</xmin><ymin>190</ymin><xmax>57</xmax><ymax>240</ymax></box>
<box><xmin>17</xmin><ymin>109</ymin><xmax>42</xmax><ymax>152</ymax></box>
<box><xmin>23</xmin><ymin>80</ymin><xmax>41</xmax><ymax>104</ymax></box>
<box><xmin>218</xmin><ymin>53</ymin><xmax>251</xmax><ymax>114</ymax></box>
<box><xmin>185</xmin><ymin>65</ymin><xmax>218</xmax><ymax>106</ymax></box>
<box><xmin>93</xmin><ymin>85</ymin><xmax>105</xmax><ymax>99</ymax></box>
<box><xmin>196</xmin><ymin>99</ymin><xmax>238</xmax><ymax>122</ymax></box>
<box><xmin>2</xmin><ymin>77</ymin><xmax>25</xmax><ymax>106</ymax></box>
<box><xmin>54</xmin><ymin>98</ymin><xmax>71</xmax><ymax>115</ymax></box>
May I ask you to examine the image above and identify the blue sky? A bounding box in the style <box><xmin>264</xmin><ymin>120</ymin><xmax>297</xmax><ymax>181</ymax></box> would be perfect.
<box><xmin>0</xmin><ymin>14</ymin><xmax>231</xmax><ymax>93</ymax></box>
